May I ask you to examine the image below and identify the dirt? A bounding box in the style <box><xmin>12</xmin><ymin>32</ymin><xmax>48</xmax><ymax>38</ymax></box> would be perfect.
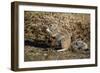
<box><xmin>24</xmin><ymin>46</ymin><xmax>90</xmax><ymax>61</ymax></box>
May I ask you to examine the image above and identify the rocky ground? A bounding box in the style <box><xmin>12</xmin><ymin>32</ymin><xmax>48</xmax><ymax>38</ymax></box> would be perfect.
<box><xmin>24</xmin><ymin>46</ymin><xmax>90</xmax><ymax>61</ymax></box>
<box><xmin>24</xmin><ymin>11</ymin><xmax>90</xmax><ymax>61</ymax></box>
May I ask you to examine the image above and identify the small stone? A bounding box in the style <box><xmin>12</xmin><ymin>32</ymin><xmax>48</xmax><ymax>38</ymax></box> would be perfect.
<box><xmin>44</xmin><ymin>53</ymin><xmax>48</xmax><ymax>56</ymax></box>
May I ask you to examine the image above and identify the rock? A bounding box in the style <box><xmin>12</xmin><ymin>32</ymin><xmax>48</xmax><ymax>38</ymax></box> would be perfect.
<box><xmin>71</xmin><ymin>39</ymin><xmax>88</xmax><ymax>52</ymax></box>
